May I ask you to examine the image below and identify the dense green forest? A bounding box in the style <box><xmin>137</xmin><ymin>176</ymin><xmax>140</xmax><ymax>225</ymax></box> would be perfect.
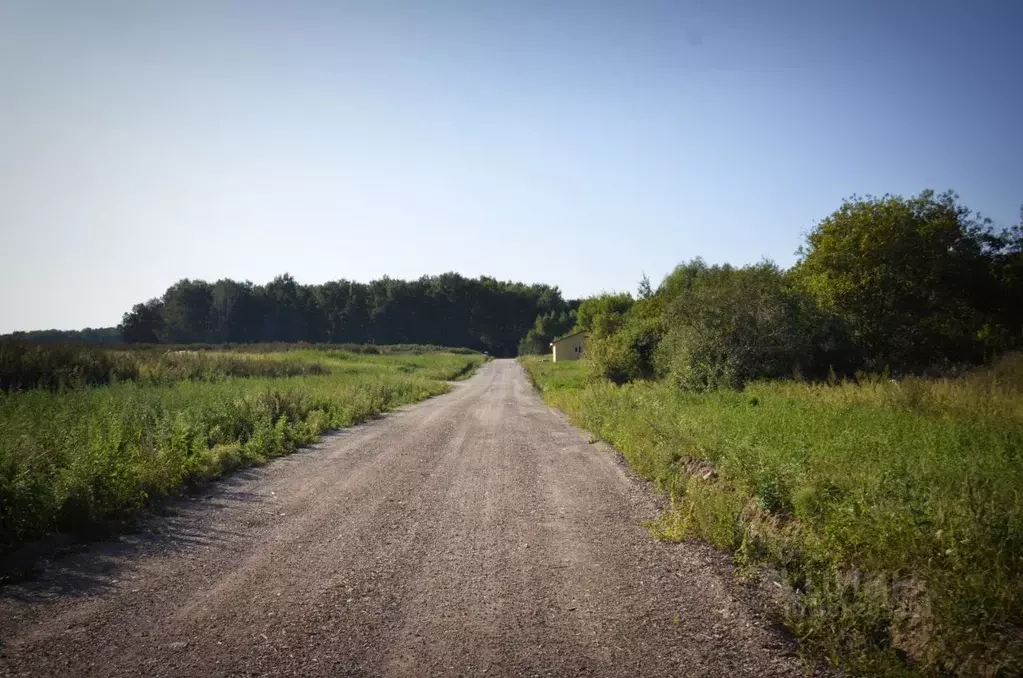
<box><xmin>119</xmin><ymin>273</ymin><xmax>577</xmax><ymax>357</ymax></box>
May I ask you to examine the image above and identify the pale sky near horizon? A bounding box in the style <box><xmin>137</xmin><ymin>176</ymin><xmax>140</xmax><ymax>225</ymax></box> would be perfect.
<box><xmin>1</xmin><ymin>1</ymin><xmax>1020</xmax><ymax>333</ymax></box>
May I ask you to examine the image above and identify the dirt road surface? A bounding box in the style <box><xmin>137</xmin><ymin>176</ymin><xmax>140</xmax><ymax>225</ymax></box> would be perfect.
<box><xmin>1</xmin><ymin>360</ymin><xmax>808</xmax><ymax>677</ymax></box>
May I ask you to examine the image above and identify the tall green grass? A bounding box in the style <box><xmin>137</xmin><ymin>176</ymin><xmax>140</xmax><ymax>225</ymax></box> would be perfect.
<box><xmin>0</xmin><ymin>350</ymin><xmax>485</xmax><ymax>557</ymax></box>
<box><xmin>0</xmin><ymin>341</ymin><xmax>139</xmax><ymax>391</ymax></box>
<box><xmin>521</xmin><ymin>354</ymin><xmax>1023</xmax><ymax>676</ymax></box>
<box><xmin>0</xmin><ymin>340</ymin><xmax>484</xmax><ymax>392</ymax></box>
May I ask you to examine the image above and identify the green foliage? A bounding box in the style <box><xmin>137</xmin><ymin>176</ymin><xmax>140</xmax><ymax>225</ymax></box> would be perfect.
<box><xmin>574</xmin><ymin>292</ymin><xmax>634</xmax><ymax>337</ymax></box>
<box><xmin>586</xmin><ymin>297</ymin><xmax>662</xmax><ymax>384</ymax></box>
<box><xmin>0</xmin><ymin>341</ymin><xmax>139</xmax><ymax>391</ymax></box>
<box><xmin>522</xmin><ymin>354</ymin><xmax>1023</xmax><ymax>676</ymax></box>
<box><xmin>119</xmin><ymin>272</ymin><xmax>576</xmax><ymax>357</ymax></box>
<box><xmin>517</xmin><ymin>308</ymin><xmax>578</xmax><ymax>355</ymax></box>
<box><xmin>570</xmin><ymin>192</ymin><xmax>1021</xmax><ymax>392</ymax></box>
<box><xmin>139</xmin><ymin>352</ymin><xmax>331</xmax><ymax>382</ymax></box>
<box><xmin>0</xmin><ymin>349</ymin><xmax>485</xmax><ymax>555</ymax></box>
<box><xmin>516</xmin><ymin>190</ymin><xmax>1022</xmax><ymax>674</ymax></box>
<box><xmin>0</xmin><ymin>341</ymin><xmax>485</xmax><ymax>393</ymax></box>
<box><xmin>0</xmin><ymin>342</ymin><xmax>359</xmax><ymax>392</ymax></box>
<box><xmin>161</xmin><ymin>279</ymin><xmax>215</xmax><ymax>343</ymax></box>
<box><xmin>654</xmin><ymin>260</ymin><xmax>810</xmax><ymax>389</ymax></box>
<box><xmin>120</xmin><ymin>299</ymin><xmax>163</xmax><ymax>343</ymax></box>
<box><xmin>792</xmin><ymin>190</ymin><xmax>1022</xmax><ymax>372</ymax></box>
<box><xmin>571</xmin><ymin>291</ymin><xmax>659</xmax><ymax>384</ymax></box>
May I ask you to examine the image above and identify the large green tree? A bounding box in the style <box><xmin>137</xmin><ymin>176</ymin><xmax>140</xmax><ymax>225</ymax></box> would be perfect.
<box><xmin>792</xmin><ymin>190</ymin><xmax>1018</xmax><ymax>371</ymax></box>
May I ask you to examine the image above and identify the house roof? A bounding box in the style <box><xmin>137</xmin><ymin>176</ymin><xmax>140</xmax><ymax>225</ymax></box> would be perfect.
<box><xmin>549</xmin><ymin>330</ymin><xmax>588</xmax><ymax>346</ymax></box>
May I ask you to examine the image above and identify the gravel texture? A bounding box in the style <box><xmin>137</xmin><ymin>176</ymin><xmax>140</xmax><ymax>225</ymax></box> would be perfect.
<box><xmin>0</xmin><ymin>359</ymin><xmax>812</xmax><ymax>677</ymax></box>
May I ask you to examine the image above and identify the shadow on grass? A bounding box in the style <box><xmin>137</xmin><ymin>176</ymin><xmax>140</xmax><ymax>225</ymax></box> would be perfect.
<box><xmin>0</xmin><ymin>400</ymin><xmax>422</xmax><ymax>603</ymax></box>
<box><xmin>0</xmin><ymin>469</ymin><xmax>271</xmax><ymax>602</ymax></box>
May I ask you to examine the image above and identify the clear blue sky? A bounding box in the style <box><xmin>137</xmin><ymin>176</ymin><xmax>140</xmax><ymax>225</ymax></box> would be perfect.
<box><xmin>1</xmin><ymin>1</ymin><xmax>1020</xmax><ymax>333</ymax></box>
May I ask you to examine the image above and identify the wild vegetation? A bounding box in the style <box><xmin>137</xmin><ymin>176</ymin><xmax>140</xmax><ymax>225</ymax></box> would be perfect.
<box><xmin>118</xmin><ymin>272</ymin><xmax>577</xmax><ymax>357</ymax></box>
<box><xmin>523</xmin><ymin>190</ymin><xmax>1023</xmax><ymax>676</ymax></box>
<box><xmin>0</xmin><ymin>341</ymin><xmax>479</xmax><ymax>392</ymax></box>
<box><xmin>0</xmin><ymin>327</ymin><xmax>120</xmax><ymax>344</ymax></box>
<box><xmin>574</xmin><ymin>191</ymin><xmax>1021</xmax><ymax>389</ymax></box>
<box><xmin>524</xmin><ymin>355</ymin><xmax>1022</xmax><ymax>675</ymax></box>
<box><xmin>0</xmin><ymin>345</ymin><xmax>485</xmax><ymax>559</ymax></box>
<box><xmin>3</xmin><ymin>188</ymin><xmax>1020</xmax><ymax>674</ymax></box>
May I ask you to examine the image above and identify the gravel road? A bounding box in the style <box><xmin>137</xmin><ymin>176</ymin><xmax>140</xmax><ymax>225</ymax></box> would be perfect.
<box><xmin>0</xmin><ymin>360</ymin><xmax>809</xmax><ymax>677</ymax></box>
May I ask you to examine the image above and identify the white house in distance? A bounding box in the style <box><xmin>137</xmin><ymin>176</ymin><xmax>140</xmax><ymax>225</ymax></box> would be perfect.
<box><xmin>550</xmin><ymin>331</ymin><xmax>587</xmax><ymax>362</ymax></box>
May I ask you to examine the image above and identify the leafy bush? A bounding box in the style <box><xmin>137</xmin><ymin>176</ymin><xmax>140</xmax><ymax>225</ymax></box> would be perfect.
<box><xmin>586</xmin><ymin>304</ymin><xmax>661</xmax><ymax>384</ymax></box>
<box><xmin>792</xmin><ymin>190</ymin><xmax>1022</xmax><ymax>372</ymax></box>
<box><xmin>564</xmin><ymin>192</ymin><xmax>1021</xmax><ymax>392</ymax></box>
<box><xmin>574</xmin><ymin>293</ymin><xmax>634</xmax><ymax>336</ymax></box>
<box><xmin>653</xmin><ymin>260</ymin><xmax>809</xmax><ymax>389</ymax></box>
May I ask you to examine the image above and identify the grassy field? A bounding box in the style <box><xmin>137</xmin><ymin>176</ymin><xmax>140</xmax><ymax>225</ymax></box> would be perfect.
<box><xmin>521</xmin><ymin>355</ymin><xmax>1023</xmax><ymax>677</ymax></box>
<box><xmin>0</xmin><ymin>344</ymin><xmax>486</xmax><ymax>560</ymax></box>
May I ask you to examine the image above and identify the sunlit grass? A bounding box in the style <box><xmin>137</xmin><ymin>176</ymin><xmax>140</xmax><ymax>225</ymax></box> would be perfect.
<box><xmin>0</xmin><ymin>349</ymin><xmax>486</xmax><ymax>557</ymax></box>
<box><xmin>521</xmin><ymin>354</ymin><xmax>1023</xmax><ymax>676</ymax></box>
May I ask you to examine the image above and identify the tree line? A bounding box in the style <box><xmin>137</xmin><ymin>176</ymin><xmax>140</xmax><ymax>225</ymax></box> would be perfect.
<box><xmin>577</xmin><ymin>190</ymin><xmax>1023</xmax><ymax>387</ymax></box>
<box><xmin>119</xmin><ymin>273</ymin><xmax>576</xmax><ymax>357</ymax></box>
<box><xmin>0</xmin><ymin>327</ymin><xmax>121</xmax><ymax>344</ymax></box>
